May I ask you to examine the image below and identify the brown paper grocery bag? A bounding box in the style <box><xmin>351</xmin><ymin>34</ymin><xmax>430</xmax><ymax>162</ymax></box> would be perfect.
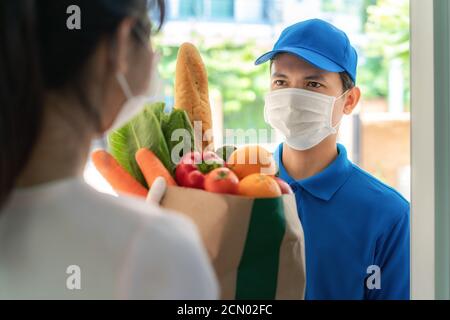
<box><xmin>161</xmin><ymin>186</ymin><xmax>306</xmax><ymax>300</ymax></box>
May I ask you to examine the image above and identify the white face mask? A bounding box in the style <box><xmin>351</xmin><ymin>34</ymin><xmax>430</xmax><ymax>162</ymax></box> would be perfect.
<box><xmin>264</xmin><ymin>88</ymin><xmax>348</xmax><ymax>151</ymax></box>
<box><xmin>108</xmin><ymin>52</ymin><xmax>165</xmax><ymax>133</ymax></box>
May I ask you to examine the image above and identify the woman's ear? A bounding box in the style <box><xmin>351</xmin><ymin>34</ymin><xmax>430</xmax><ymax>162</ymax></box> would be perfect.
<box><xmin>343</xmin><ymin>86</ymin><xmax>361</xmax><ymax>115</ymax></box>
<box><xmin>110</xmin><ymin>18</ymin><xmax>136</xmax><ymax>75</ymax></box>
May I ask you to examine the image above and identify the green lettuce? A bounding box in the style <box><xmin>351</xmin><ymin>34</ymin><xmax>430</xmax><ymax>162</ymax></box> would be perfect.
<box><xmin>108</xmin><ymin>102</ymin><xmax>194</xmax><ymax>187</ymax></box>
<box><xmin>161</xmin><ymin>109</ymin><xmax>195</xmax><ymax>162</ymax></box>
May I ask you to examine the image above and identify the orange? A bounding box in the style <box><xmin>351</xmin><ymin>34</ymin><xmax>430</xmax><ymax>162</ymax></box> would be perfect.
<box><xmin>238</xmin><ymin>174</ymin><xmax>282</xmax><ymax>199</ymax></box>
<box><xmin>227</xmin><ymin>145</ymin><xmax>278</xmax><ymax>180</ymax></box>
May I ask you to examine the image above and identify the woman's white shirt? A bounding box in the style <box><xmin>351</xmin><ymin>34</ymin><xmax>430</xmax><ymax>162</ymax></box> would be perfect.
<box><xmin>0</xmin><ymin>177</ymin><xmax>218</xmax><ymax>300</ymax></box>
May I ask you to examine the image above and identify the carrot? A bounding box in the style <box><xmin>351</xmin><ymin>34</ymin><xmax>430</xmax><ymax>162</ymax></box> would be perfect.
<box><xmin>91</xmin><ymin>150</ymin><xmax>148</xmax><ymax>198</ymax></box>
<box><xmin>135</xmin><ymin>148</ymin><xmax>177</xmax><ymax>188</ymax></box>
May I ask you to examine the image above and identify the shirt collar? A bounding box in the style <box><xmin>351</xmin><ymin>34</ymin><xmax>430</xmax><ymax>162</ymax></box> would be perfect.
<box><xmin>275</xmin><ymin>143</ymin><xmax>353</xmax><ymax>201</ymax></box>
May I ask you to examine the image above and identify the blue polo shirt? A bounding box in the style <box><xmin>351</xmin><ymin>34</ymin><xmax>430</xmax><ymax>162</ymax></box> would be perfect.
<box><xmin>275</xmin><ymin>143</ymin><xmax>410</xmax><ymax>300</ymax></box>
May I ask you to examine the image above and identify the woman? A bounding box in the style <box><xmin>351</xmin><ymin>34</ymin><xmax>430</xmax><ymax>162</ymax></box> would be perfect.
<box><xmin>0</xmin><ymin>0</ymin><xmax>218</xmax><ymax>299</ymax></box>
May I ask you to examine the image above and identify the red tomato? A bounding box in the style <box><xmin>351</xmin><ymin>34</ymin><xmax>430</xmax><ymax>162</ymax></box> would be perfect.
<box><xmin>205</xmin><ymin>168</ymin><xmax>239</xmax><ymax>195</ymax></box>
<box><xmin>275</xmin><ymin>177</ymin><xmax>294</xmax><ymax>195</ymax></box>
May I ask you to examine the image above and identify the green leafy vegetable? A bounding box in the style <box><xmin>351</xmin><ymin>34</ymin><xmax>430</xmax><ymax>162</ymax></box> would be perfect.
<box><xmin>161</xmin><ymin>109</ymin><xmax>195</xmax><ymax>162</ymax></box>
<box><xmin>108</xmin><ymin>102</ymin><xmax>195</xmax><ymax>187</ymax></box>
<box><xmin>108</xmin><ymin>103</ymin><xmax>172</xmax><ymax>187</ymax></box>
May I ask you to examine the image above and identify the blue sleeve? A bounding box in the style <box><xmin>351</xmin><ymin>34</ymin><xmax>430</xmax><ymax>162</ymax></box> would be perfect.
<box><xmin>367</xmin><ymin>206</ymin><xmax>410</xmax><ymax>300</ymax></box>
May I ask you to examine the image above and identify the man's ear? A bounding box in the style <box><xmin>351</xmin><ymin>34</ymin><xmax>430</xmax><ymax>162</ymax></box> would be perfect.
<box><xmin>110</xmin><ymin>18</ymin><xmax>135</xmax><ymax>75</ymax></box>
<box><xmin>343</xmin><ymin>86</ymin><xmax>361</xmax><ymax>115</ymax></box>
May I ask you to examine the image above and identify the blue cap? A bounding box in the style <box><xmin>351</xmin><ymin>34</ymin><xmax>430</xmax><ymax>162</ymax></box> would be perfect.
<box><xmin>255</xmin><ymin>19</ymin><xmax>358</xmax><ymax>83</ymax></box>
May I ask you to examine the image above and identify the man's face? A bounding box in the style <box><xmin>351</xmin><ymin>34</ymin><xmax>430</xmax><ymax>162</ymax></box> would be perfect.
<box><xmin>270</xmin><ymin>53</ymin><xmax>359</xmax><ymax>127</ymax></box>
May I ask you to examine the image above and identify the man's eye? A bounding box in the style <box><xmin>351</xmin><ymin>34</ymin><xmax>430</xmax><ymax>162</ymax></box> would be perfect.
<box><xmin>274</xmin><ymin>80</ymin><xmax>287</xmax><ymax>87</ymax></box>
<box><xmin>307</xmin><ymin>81</ymin><xmax>323</xmax><ymax>88</ymax></box>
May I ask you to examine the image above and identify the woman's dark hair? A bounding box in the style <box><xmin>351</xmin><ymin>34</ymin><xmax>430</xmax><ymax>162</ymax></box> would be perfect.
<box><xmin>0</xmin><ymin>0</ymin><xmax>166</xmax><ymax>208</ymax></box>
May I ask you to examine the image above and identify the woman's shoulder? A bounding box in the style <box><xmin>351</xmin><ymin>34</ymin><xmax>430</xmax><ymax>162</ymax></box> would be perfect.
<box><xmin>0</xmin><ymin>178</ymin><xmax>215</xmax><ymax>299</ymax></box>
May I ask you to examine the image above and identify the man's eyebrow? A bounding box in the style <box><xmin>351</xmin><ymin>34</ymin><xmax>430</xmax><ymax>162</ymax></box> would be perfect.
<box><xmin>271</xmin><ymin>72</ymin><xmax>288</xmax><ymax>78</ymax></box>
<box><xmin>271</xmin><ymin>72</ymin><xmax>329</xmax><ymax>83</ymax></box>
<box><xmin>304</xmin><ymin>73</ymin><xmax>328</xmax><ymax>82</ymax></box>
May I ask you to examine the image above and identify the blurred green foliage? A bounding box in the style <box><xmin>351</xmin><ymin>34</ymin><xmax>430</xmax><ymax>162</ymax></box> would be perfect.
<box><xmin>362</xmin><ymin>0</ymin><xmax>410</xmax><ymax>107</ymax></box>
<box><xmin>366</xmin><ymin>0</ymin><xmax>410</xmax><ymax>64</ymax></box>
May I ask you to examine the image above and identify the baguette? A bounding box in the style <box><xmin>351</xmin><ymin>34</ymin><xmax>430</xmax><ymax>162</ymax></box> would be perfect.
<box><xmin>174</xmin><ymin>43</ymin><xmax>214</xmax><ymax>151</ymax></box>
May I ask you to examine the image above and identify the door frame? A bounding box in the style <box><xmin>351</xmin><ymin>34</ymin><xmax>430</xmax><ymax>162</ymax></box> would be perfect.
<box><xmin>411</xmin><ymin>0</ymin><xmax>450</xmax><ymax>300</ymax></box>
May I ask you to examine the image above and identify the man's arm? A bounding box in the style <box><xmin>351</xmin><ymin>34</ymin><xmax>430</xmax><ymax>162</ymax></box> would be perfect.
<box><xmin>367</xmin><ymin>207</ymin><xmax>410</xmax><ymax>300</ymax></box>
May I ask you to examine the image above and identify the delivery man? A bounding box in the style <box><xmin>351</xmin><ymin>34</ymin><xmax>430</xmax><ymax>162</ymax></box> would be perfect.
<box><xmin>255</xmin><ymin>19</ymin><xmax>410</xmax><ymax>300</ymax></box>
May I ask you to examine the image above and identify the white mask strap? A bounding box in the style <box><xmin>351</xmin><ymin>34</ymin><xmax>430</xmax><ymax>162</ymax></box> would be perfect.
<box><xmin>116</xmin><ymin>73</ymin><xmax>134</xmax><ymax>100</ymax></box>
<box><xmin>336</xmin><ymin>89</ymin><xmax>350</xmax><ymax>102</ymax></box>
<box><xmin>331</xmin><ymin>89</ymin><xmax>351</xmax><ymax>131</ymax></box>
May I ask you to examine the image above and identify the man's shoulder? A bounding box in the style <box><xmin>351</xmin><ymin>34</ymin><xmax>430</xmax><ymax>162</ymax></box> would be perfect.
<box><xmin>347</xmin><ymin>164</ymin><xmax>410</xmax><ymax>217</ymax></box>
